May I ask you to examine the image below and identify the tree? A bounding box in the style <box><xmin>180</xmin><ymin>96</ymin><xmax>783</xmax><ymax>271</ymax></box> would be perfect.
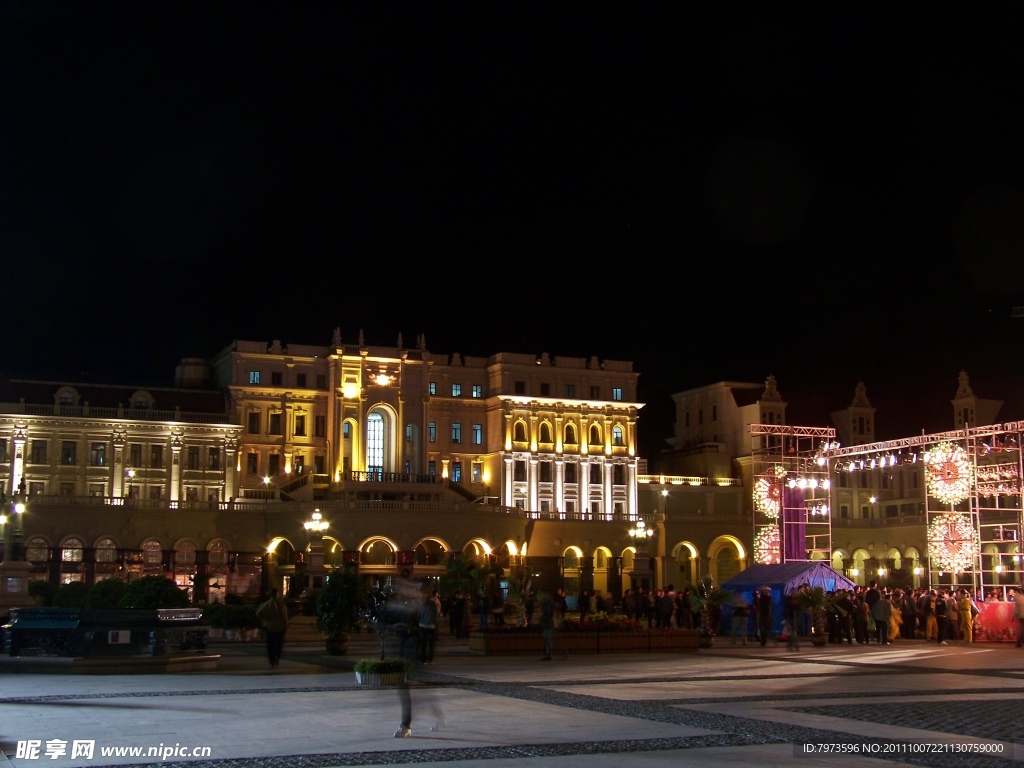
<box><xmin>315</xmin><ymin>565</ymin><xmax>368</xmax><ymax>640</ymax></box>
<box><xmin>53</xmin><ymin>581</ymin><xmax>90</xmax><ymax>607</ymax></box>
<box><xmin>85</xmin><ymin>578</ymin><xmax>128</xmax><ymax>609</ymax></box>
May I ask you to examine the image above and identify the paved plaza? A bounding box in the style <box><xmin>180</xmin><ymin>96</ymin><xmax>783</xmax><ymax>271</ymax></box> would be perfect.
<box><xmin>1</xmin><ymin>632</ymin><xmax>1022</xmax><ymax>768</ymax></box>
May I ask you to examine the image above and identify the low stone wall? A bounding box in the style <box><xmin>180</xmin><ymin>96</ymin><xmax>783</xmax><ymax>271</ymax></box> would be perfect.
<box><xmin>469</xmin><ymin>629</ymin><xmax>699</xmax><ymax>655</ymax></box>
<box><xmin>2</xmin><ymin>607</ymin><xmax>209</xmax><ymax>658</ymax></box>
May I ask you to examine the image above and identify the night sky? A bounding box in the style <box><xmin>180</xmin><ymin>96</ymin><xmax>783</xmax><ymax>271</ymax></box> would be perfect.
<box><xmin>3</xmin><ymin>4</ymin><xmax>1024</xmax><ymax>459</ymax></box>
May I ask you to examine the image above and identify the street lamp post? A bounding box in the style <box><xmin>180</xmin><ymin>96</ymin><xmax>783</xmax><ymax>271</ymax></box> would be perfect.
<box><xmin>9</xmin><ymin>497</ymin><xmax>26</xmax><ymax>561</ymax></box>
<box><xmin>125</xmin><ymin>468</ymin><xmax>136</xmax><ymax>500</ymax></box>
<box><xmin>628</xmin><ymin>518</ymin><xmax>656</xmax><ymax>591</ymax></box>
<box><xmin>303</xmin><ymin>509</ymin><xmax>329</xmax><ymax>591</ymax></box>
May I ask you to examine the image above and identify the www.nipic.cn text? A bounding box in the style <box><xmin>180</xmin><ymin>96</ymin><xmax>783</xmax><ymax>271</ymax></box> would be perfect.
<box><xmin>16</xmin><ymin>740</ymin><xmax>213</xmax><ymax>761</ymax></box>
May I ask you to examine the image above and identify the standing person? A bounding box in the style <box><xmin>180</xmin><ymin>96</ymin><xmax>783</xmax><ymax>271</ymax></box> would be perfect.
<box><xmin>729</xmin><ymin>591</ymin><xmax>749</xmax><ymax>645</ymax></box>
<box><xmin>871</xmin><ymin>590</ymin><xmax>892</xmax><ymax>646</ymax></box>
<box><xmin>255</xmin><ymin>587</ymin><xmax>289</xmax><ymax>669</ymax></box>
<box><xmin>785</xmin><ymin>589</ymin><xmax>802</xmax><ymax>651</ymax></box>
<box><xmin>539</xmin><ymin>591</ymin><xmax>556</xmax><ymax>661</ymax></box>
<box><xmin>554</xmin><ymin>587</ymin><xmax>568</xmax><ymax>626</ymax></box>
<box><xmin>854</xmin><ymin>592</ymin><xmax>870</xmax><ymax>645</ymax></box>
<box><xmin>418</xmin><ymin>589</ymin><xmax>439</xmax><ymax>664</ymax></box>
<box><xmin>835</xmin><ymin>589</ymin><xmax>854</xmax><ymax>645</ymax></box>
<box><xmin>622</xmin><ymin>588</ymin><xmax>636</xmax><ymax>621</ymax></box>
<box><xmin>958</xmin><ymin>588</ymin><xmax>975</xmax><ymax>646</ymax></box>
<box><xmin>449</xmin><ymin>589</ymin><xmax>465</xmax><ymax>638</ymax></box>
<box><xmin>934</xmin><ymin>589</ymin><xmax>949</xmax><ymax>645</ymax></box>
<box><xmin>476</xmin><ymin>588</ymin><xmax>488</xmax><ymax>631</ymax></box>
<box><xmin>756</xmin><ymin>586</ymin><xmax>774</xmax><ymax>647</ymax></box>
<box><xmin>1014</xmin><ymin>587</ymin><xmax>1024</xmax><ymax>648</ymax></box>
<box><xmin>578</xmin><ymin>588</ymin><xmax>590</xmax><ymax>622</ymax></box>
<box><xmin>924</xmin><ymin>590</ymin><xmax>939</xmax><ymax>641</ymax></box>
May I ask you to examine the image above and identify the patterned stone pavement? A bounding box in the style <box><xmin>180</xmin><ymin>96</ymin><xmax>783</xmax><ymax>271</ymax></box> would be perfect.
<box><xmin>1</xmin><ymin>635</ymin><xmax>1022</xmax><ymax>768</ymax></box>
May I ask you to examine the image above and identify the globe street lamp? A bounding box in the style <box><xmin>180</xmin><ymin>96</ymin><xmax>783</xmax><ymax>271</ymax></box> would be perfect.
<box><xmin>628</xmin><ymin>518</ymin><xmax>655</xmax><ymax>592</ymax></box>
<box><xmin>303</xmin><ymin>509</ymin><xmax>329</xmax><ymax>591</ymax></box>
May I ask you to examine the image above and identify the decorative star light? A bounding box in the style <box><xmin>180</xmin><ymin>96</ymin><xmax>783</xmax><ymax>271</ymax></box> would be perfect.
<box><xmin>753</xmin><ymin>465</ymin><xmax>786</xmax><ymax>519</ymax></box>
<box><xmin>927</xmin><ymin>512</ymin><xmax>977</xmax><ymax>573</ymax></box>
<box><xmin>924</xmin><ymin>442</ymin><xmax>973</xmax><ymax>505</ymax></box>
<box><xmin>754</xmin><ymin>524</ymin><xmax>781</xmax><ymax>564</ymax></box>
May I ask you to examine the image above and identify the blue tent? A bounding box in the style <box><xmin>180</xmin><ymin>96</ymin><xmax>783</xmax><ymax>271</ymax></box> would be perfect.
<box><xmin>720</xmin><ymin>562</ymin><xmax>857</xmax><ymax>636</ymax></box>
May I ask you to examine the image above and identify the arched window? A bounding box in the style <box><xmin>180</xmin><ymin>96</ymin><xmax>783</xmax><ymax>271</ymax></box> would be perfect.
<box><xmin>362</xmin><ymin>540</ymin><xmax>395</xmax><ymax>566</ymax></box>
<box><xmin>175</xmin><ymin>540</ymin><xmax>197</xmax><ymax>565</ymax></box>
<box><xmin>25</xmin><ymin>536</ymin><xmax>49</xmax><ymax>563</ymax></box>
<box><xmin>95</xmin><ymin>538</ymin><xmax>117</xmax><ymax>563</ymax></box>
<box><xmin>539</xmin><ymin>422</ymin><xmax>552</xmax><ymax>443</ymax></box>
<box><xmin>414</xmin><ymin>540</ymin><xmax>446</xmax><ymax>566</ymax></box>
<box><xmin>563</xmin><ymin>549</ymin><xmax>579</xmax><ymax>569</ymax></box>
<box><xmin>61</xmin><ymin>537</ymin><xmax>84</xmax><ymax>562</ymax></box>
<box><xmin>514</xmin><ymin>421</ymin><xmax>527</xmax><ymax>442</ymax></box>
<box><xmin>142</xmin><ymin>539</ymin><xmax>163</xmax><ymax>566</ymax></box>
<box><xmin>208</xmin><ymin>539</ymin><xmax>229</xmax><ymax>566</ymax></box>
<box><xmin>367</xmin><ymin>412</ymin><xmax>384</xmax><ymax>475</ymax></box>
<box><xmin>612</xmin><ymin>425</ymin><xmax>624</xmax><ymax>446</ymax></box>
<box><xmin>589</xmin><ymin>424</ymin><xmax>601</xmax><ymax>445</ymax></box>
<box><xmin>565</xmin><ymin>424</ymin><xmax>577</xmax><ymax>445</ymax></box>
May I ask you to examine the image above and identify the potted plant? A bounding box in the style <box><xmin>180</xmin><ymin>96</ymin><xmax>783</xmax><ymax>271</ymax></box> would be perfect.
<box><xmin>688</xmin><ymin>582</ymin><xmax>732</xmax><ymax>648</ymax></box>
<box><xmin>316</xmin><ymin>564</ymin><xmax>367</xmax><ymax>654</ymax></box>
<box><xmin>353</xmin><ymin>655</ymin><xmax>411</xmax><ymax>685</ymax></box>
<box><xmin>798</xmin><ymin>585</ymin><xmax>839</xmax><ymax>645</ymax></box>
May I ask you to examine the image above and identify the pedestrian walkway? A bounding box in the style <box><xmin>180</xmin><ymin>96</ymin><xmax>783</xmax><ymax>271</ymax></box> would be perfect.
<box><xmin>1</xmin><ymin>631</ymin><xmax>1022</xmax><ymax>768</ymax></box>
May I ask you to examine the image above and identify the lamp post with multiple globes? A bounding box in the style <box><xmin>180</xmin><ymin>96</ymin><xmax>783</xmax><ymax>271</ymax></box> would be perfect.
<box><xmin>628</xmin><ymin>518</ymin><xmax>656</xmax><ymax>592</ymax></box>
<box><xmin>303</xmin><ymin>509</ymin><xmax>329</xmax><ymax>591</ymax></box>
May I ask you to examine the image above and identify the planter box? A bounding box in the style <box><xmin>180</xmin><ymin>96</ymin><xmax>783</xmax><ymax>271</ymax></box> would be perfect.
<box><xmin>355</xmin><ymin>670</ymin><xmax>406</xmax><ymax>685</ymax></box>
<box><xmin>469</xmin><ymin>629</ymin><xmax>699</xmax><ymax>655</ymax></box>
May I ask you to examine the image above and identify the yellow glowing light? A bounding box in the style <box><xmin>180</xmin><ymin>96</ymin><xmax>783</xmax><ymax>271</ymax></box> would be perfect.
<box><xmin>924</xmin><ymin>442</ymin><xmax>973</xmax><ymax>505</ymax></box>
<box><xmin>754</xmin><ymin>525</ymin><xmax>780</xmax><ymax>564</ymax></box>
<box><xmin>342</xmin><ymin>383</ymin><xmax>359</xmax><ymax>399</ymax></box>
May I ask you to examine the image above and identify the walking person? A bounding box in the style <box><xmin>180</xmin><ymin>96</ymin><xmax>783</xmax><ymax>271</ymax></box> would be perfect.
<box><xmin>392</xmin><ymin>575</ymin><xmax>445</xmax><ymax>738</ymax></box>
<box><xmin>934</xmin><ymin>589</ymin><xmax>949</xmax><ymax>645</ymax></box>
<box><xmin>958</xmin><ymin>588</ymin><xmax>976</xmax><ymax>646</ymax></box>
<box><xmin>417</xmin><ymin>588</ymin><xmax>439</xmax><ymax>664</ymax></box>
<box><xmin>539</xmin><ymin>591</ymin><xmax>556</xmax><ymax>660</ymax></box>
<box><xmin>255</xmin><ymin>587</ymin><xmax>289</xmax><ymax>669</ymax></box>
<box><xmin>756</xmin><ymin>586</ymin><xmax>774</xmax><ymax>647</ymax></box>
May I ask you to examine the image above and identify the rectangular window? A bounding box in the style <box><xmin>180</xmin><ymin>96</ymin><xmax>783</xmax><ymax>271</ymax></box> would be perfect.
<box><xmin>314</xmin><ymin>415</ymin><xmax>326</xmax><ymax>437</ymax></box>
<box><xmin>268</xmin><ymin>454</ymin><xmax>281</xmax><ymax>475</ymax></box>
<box><xmin>612</xmin><ymin>387</ymin><xmax>623</xmax><ymax>401</ymax></box>
<box><xmin>247</xmin><ymin>412</ymin><xmax>260</xmax><ymax>434</ymax></box>
<box><xmin>61</xmin><ymin>441</ymin><xmax>77</xmax><ymax>465</ymax></box>
<box><xmin>294</xmin><ymin>414</ymin><xmax>306</xmax><ymax>437</ymax></box>
<box><xmin>89</xmin><ymin>483</ymin><xmax>105</xmax><ymax>497</ymax></box>
<box><xmin>428</xmin><ymin>461</ymin><xmax>436</xmax><ymax>476</ymax></box>
<box><xmin>249</xmin><ymin>370</ymin><xmax>260</xmax><ymax>384</ymax></box>
<box><xmin>565</xmin><ymin>384</ymin><xmax>575</xmax><ymax>398</ymax></box>
<box><xmin>29</xmin><ymin>481</ymin><xmax>44</xmax><ymax>495</ymax></box>
<box><xmin>515</xmin><ymin>381</ymin><xmax>526</xmax><ymax>395</ymax></box>
<box><xmin>565</xmin><ymin>462</ymin><xmax>577</xmax><ymax>483</ymax></box>
<box><xmin>452</xmin><ymin>461</ymin><xmax>462</xmax><ymax>482</ymax></box>
<box><xmin>472</xmin><ymin>384</ymin><xmax>483</xmax><ymax>398</ymax></box>
<box><xmin>540</xmin><ymin>383</ymin><xmax>550</xmax><ymax>396</ymax></box>
<box><xmin>246</xmin><ymin>453</ymin><xmax>258</xmax><ymax>475</ymax></box>
<box><xmin>187</xmin><ymin>447</ymin><xmax>200</xmax><ymax>470</ymax></box>
<box><xmin>297</xmin><ymin>373</ymin><xmax>307</xmax><ymax>388</ymax></box>
<box><xmin>31</xmin><ymin>440</ymin><xmax>47</xmax><ymax>464</ymax></box>
<box><xmin>514</xmin><ymin>461</ymin><xmax>527</xmax><ymax>482</ymax></box>
<box><xmin>149</xmin><ymin>486</ymin><xmax>162</xmax><ymax>500</ymax></box>
<box><xmin>861</xmin><ymin>505</ymin><xmax>869</xmax><ymax>519</ymax></box>
<box><xmin>271</xmin><ymin>372</ymin><xmax>282</xmax><ymax>386</ymax></box>
<box><xmin>130</xmin><ymin>443</ymin><xmax>142</xmax><ymax>467</ymax></box>
<box><xmin>840</xmin><ymin>504</ymin><xmax>849</xmax><ymax>519</ymax></box>
<box><xmin>451</xmin><ymin>423</ymin><xmax>462</xmax><ymax>444</ymax></box>
<box><xmin>540</xmin><ymin>461</ymin><xmax>552</xmax><ymax>482</ymax></box>
<box><xmin>590</xmin><ymin>385</ymin><xmax>600</xmax><ymax>399</ymax></box>
<box><xmin>314</xmin><ymin>454</ymin><xmax>325</xmax><ymax>474</ymax></box>
<box><xmin>209</xmin><ymin>447</ymin><xmax>220</xmax><ymax>471</ymax></box>
<box><xmin>60</xmin><ymin>482</ymin><xmax>74</xmax><ymax>497</ymax></box>
<box><xmin>269</xmin><ymin>413</ymin><xmax>282</xmax><ymax>435</ymax></box>
<box><xmin>472</xmin><ymin>424</ymin><xmax>483</xmax><ymax>445</ymax></box>
<box><xmin>429</xmin><ymin>382</ymin><xmax>437</xmax><ymax>395</ymax></box>
<box><xmin>613</xmin><ymin>464</ymin><xmax>625</xmax><ymax>484</ymax></box>
<box><xmin>451</xmin><ymin>383</ymin><xmax>462</xmax><ymax>397</ymax></box>
<box><xmin>428</xmin><ymin>422</ymin><xmax>436</xmax><ymax>442</ymax></box>
<box><xmin>316</xmin><ymin>374</ymin><xmax>327</xmax><ymax>390</ymax></box>
<box><xmin>472</xmin><ymin>462</ymin><xmax>483</xmax><ymax>483</ymax></box>
<box><xmin>342</xmin><ymin>422</ymin><xmax>351</xmax><ymax>438</ymax></box>
<box><xmin>590</xmin><ymin>464</ymin><xmax>601</xmax><ymax>484</ymax></box>
<box><xmin>90</xmin><ymin>443</ymin><xmax>107</xmax><ymax>467</ymax></box>
<box><xmin>150</xmin><ymin>445</ymin><xmax>163</xmax><ymax>468</ymax></box>
<box><xmin>0</xmin><ymin>438</ymin><xmax>6</xmax><ymax>463</ymax></box>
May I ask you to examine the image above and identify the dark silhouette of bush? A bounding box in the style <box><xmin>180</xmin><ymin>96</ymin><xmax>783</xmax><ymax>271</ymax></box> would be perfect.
<box><xmin>85</xmin><ymin>578</ymin><xmax>128</xmax><ymax>608</ymax></box>
<box><xmin>27</xmin><ymin>579</ymin><xmax>57</xmax><ymax>607</ymax></box>
<box><xmin>53</xmin><ymin>581</ymin><xmax>90</xmax><ymax>607</ymax></box>
<box><xmin>117</xmin><ymin>575</ymin><xmax>190</xmax><ymax>609</ymax></box>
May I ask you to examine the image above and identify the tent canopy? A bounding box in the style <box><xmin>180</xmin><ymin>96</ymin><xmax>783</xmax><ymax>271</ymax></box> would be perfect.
<box><xmin>719</xmin><ymin>562</ymin><xmax>857</xmax><ymax>636</ymax></box>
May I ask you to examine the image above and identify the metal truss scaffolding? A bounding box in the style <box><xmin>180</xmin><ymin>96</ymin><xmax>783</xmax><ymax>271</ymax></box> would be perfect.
<box><xmin>826</xmin><ymin>421</ymin><xmax>1024</xmax><ymax>595</ymax></box>
<box><xmin>749</xmin><ymin>424</ymin><xmax>836</xmax><ymax>566</ymax></box>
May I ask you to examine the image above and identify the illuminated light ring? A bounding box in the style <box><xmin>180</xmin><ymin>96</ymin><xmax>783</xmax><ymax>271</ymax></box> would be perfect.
<box><xmin>927</xmin><ymin>512</ymin><xmax>977</xmax><ymax>574</ymax></box>
<box><xmin>754</xmin><ymin>525</ymin><xmax>781</xmax><ymax>565</ymax></box>
<box><xmin>924</xmin><ymin>442</ymin><xmax>973</xmax><ymax>505</ymax></box>
<box><xmin>753</xmin><ymin>465</ymin><xmax>786</xmax><ymax>519</ymax></box>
